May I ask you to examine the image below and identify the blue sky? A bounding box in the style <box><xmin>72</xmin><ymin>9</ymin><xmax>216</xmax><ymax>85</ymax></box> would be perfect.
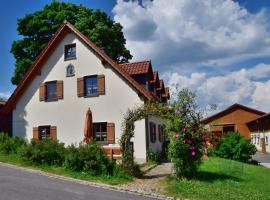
<box><xmin>1</xmin><ymin>0</ymin><xmax>270</xmax><ymax>112</ymax></box>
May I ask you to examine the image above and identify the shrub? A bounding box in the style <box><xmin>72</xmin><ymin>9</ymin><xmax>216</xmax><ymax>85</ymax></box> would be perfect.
<box><xmin>64</xmin><ymin>142</ymin><xmax>115</xmax><ymax>175</ymax></box>
<box><xmin>0</xmin><ymin>132</ymin><xmax>26</xmax><ymax>154</ymax></box>
<box><xmin>165</xmin><ymin>89</ymin><xmax>205</xmax><ymax>178</ymax></box>
<box><xmin>20</xmin><ymin>139</ymin><xmax>66</xmax><ymax>166</ymax></box>
<box><xmin>147</xmin><ymin>149</ymin><xmax>162</xmax><ymax>163</ymax></box>
<box><xmin>214</xmin><ymin>132</ymin><xmax>257</xmax><ymax>162</ymax></box>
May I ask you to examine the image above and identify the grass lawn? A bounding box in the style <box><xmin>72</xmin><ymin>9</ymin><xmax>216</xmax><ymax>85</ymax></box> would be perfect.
<box><xmin>166</xmin><ymin>157</ymin><xmax>270</xmax><ymax>200</ymax></box>
<box><xmin>0</xmin><ymin>153</ymin><xmax>132</xmax><ymax>185</ymax></box>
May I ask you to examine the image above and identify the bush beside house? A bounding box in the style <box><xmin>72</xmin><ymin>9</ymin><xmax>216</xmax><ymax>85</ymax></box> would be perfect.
<box><xmin>0</xmin><ymin>132</ymin><xmax>129</xmax><ymax>183</ymax></box>
<box><xmin>214</xmin><ymin>132</ymin><xmax>257</xmax><ymax>162</ymax></box>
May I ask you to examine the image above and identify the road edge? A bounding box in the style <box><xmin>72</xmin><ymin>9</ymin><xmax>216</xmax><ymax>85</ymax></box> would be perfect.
<box><xmin>0</xmin><ymin>161</ymin><xmax>173</xmax><ymax>200</ymax></box>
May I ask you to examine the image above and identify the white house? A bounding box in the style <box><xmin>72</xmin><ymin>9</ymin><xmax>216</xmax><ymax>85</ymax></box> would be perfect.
<box><xmin>2</xmin><ymin>21</ymin><xmax>170</xmax><ymax>163</ymax></box>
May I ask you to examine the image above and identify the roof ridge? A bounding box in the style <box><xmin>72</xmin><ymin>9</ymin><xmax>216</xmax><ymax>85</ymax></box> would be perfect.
<box><xmin>119</xmin><ymin>60</ymin><xmax>151</xmax><ymax>65</ymax></box>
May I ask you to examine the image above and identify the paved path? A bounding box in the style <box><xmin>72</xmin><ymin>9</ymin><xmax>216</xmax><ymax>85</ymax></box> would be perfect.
<box><xmin>252</xmin><ymin>152</ymin><xmax>270</xmax><ymax>168</ymax></box>
<box><xmin>0</xmin><ymin>164</ymin><xmax>157</xmax><ymax>200</ymax></box>
<box><xmin>121</xmin><ymin>162</ymin><xmax>172</xmax><ymax>195</ymax></box>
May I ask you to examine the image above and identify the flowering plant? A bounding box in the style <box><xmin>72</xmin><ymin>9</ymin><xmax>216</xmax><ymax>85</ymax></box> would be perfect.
<box><xmin>165</xmin><ymin>89</ymin><xmax>205</xmax><ymax>178</ymax></box>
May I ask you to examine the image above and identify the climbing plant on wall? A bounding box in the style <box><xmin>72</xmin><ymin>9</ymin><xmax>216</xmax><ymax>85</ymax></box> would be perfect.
<box><xmin>120</xmin><ymin>103</ymin><xmax>172</xmax><ymax>175</ymax></box>
<box><xmin>120</xmin><ymin>89</ymin><xmax>206</xmax><ymax>178</ymax></box>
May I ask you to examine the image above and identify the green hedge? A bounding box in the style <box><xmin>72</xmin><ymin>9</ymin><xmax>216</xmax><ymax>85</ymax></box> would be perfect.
<box><xmin>0</xmin><ymin>133</ymin><xmax>26</xmax><ymax>154</ymax></box>
<box><xmin>64</xmin><ymin>142</ymin><xmax>115</xmax><ymax>175</ymax></box>
<box><xmin>214</xmin><ymin>132</ymin><xmax>257</xmax><ymax>162</ymax></box>
<box><xmin>0</xmin><ymin>133</ymin><xmax>119</xmax><ymax>176</ymax></box>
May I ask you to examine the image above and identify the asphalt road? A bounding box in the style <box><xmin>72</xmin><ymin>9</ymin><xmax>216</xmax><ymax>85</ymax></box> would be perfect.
<box><xmin>0</xmin><ymin>164</ymin><xmax>157</xmax><ymax>200</ymax></box>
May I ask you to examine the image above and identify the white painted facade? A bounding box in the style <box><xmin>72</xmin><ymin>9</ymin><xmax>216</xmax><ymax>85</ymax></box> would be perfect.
<box><xmin>12</xmin><ymin>32</ymin><xmax>166</xmax><ymax>162</ymax></box>
<box><xmin>250</xmin><ymin>132</ymin><xmax>270</xmax><ymax>153</ymax></box>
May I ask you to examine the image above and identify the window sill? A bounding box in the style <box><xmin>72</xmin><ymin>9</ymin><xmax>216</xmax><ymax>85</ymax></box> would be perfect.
<box><xmin>84</xmin><ymin>94</ymin><xmax>99</xmax><ymax>98</ymax></box>
<box><xmin>96</xmin><ymin>141</ymin><xmax>108</xmax><ymax>145</ymax></box>
<box><xmin>45</xmin><ymin>98</ymin><xmax>58</xmax><ymax>102</ymax></box>
<box><xmin>64</xmin><ymin>57</ymin><xmax>77</xmax><ymax>61</ymax></box>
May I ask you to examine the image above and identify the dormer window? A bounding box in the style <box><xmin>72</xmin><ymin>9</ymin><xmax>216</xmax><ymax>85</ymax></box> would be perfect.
<box><xmin>64</xmin><ymin>43</ymin><xmax>76</xmax><ymax>60</ymax></box>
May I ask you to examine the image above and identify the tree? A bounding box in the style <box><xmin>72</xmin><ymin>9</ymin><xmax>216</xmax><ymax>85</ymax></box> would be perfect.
<box><xmin>11</xmin><ymin>1</ymin><xmax>132</xmax><ymax>85</ymax></box>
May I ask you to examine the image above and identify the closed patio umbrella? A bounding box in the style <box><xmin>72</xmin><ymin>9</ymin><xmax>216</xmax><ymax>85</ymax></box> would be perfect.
<box><xmin>83</xmin><ymin>108</ymin><xmax>93</xmax><ymax>144</ymax></box>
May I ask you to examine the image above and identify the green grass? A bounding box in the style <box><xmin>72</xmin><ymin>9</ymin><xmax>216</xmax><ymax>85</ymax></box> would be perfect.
<box><xmin>166</xmin><ymin>157</ymin><xmax>270</xmax><ymax>200</ymax></box>
<box><xmin>0</xmin><ymin>153</ymin><xmax>132</xmax><ymax>185</ymax></box>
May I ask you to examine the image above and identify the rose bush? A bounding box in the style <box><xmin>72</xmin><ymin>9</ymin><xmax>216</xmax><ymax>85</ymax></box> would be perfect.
<box><xmin>165</xmin><ymin>89</ymin><xmax>205</xmax><ymax>178</ymax></box>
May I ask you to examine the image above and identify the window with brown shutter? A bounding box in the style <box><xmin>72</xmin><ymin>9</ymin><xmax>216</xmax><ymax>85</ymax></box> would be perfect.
<box><xmin>50</xmin><ymin>126</ymin><xmax>57</xmax><ymax>140</ymax></box>
<box><xmin>150</xmin><ymin>122</ymin><xmax>156</xmax><ymax>143</ymax></box>
<box><xmin>93</xmin><ymin>122</ymin><xmax>115</xmax><ymax>144</ymax></box>
<box><xmin>77</xmin><ymin>75</ymin><xmax>105</xmax><ymax>97</ymax></box>
<box><xmin>77</xmin><ymin>77</ymin><xmax>84</xmax><ymax>97</ymax></box>
<box><xmin>39</xmin><ymin>83</ymin><xmax>45</xmax><ymax>101</ymax></box>
<box><xmin>158</xmin><ymin>125</ymin><xmax>164</xmax><ymax>142</ymax></box>
<box><xmin>33</xmin><ymin>127</ymin><xmax>39</xmax><ymax>140</ymax></box>
<box><xmin>57</xmin><ymin>81</ymin><xmax>63</xmax><ymax>99</ymax></box>
<box><xmin>33</xmin><ymin>126</ymin><xmax>57</xmax><ymax>140</ymax></box>
<box><xmin>107</xmin><ymin>123</ymin><xmax>115</xmax><ymax>144</ymax></box>
<box><xmin>98</xmin><ymin>74</ymin><xmax>105</xmax><ymax>95</ymax></box>
<box><xmin>40</xmin><ymin>81</ymin><xmax>64</xmax><ymax>101</ymax></box>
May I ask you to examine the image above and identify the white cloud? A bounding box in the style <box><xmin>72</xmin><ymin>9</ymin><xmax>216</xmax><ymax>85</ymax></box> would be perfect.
<box><xmin>162</xmin><ymin>64</ymin><xmax>270</xmax><ymax>113</ymax></box>
<box><xmin>113</xmin><ymin>0</ymin><xmax>270</xmax><ymax>68</ymax></box>
<box><xmin>113</xmin><ymin>0</ymin><xmax>270</xmax><ymax>114</ymax></box>
<box><xmin>0</xmin><ymin>92</ymin><xmax>11</xmax><ymax>100</ymax></box>
<box><xmin>252</xmin><ymin>81</ymin><xmax>270</xmax><ymax>109</ymax></box>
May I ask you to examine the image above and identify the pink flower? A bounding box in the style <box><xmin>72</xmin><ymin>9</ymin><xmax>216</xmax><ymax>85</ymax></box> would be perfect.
<box><xmin>188</xmin><ymin>140</ymin><xmax>192</xmax><ymax>144</ymax></box>
<box><xmin>173</xmin><ymin>133</ymin><xmax>179</xmax><ymax>139</ymax></box>
<box><xmin>182</xmin><ymin>127</ymin><xmax>187</xmax><ymax>132</ymax></box>
<box><xmin>175</xmin><ymin>108</ymin><xmax>181</xmax><ymax>113</ymax></box>
<box><xmin>191</xmin><ymin>151</ymin><xmax>196</xmax><ymax>156</ymax></box>
<box><xmin>190</xmin><ymin>146</ymin><xmax>195</xmax><ymax>150</ymax></box>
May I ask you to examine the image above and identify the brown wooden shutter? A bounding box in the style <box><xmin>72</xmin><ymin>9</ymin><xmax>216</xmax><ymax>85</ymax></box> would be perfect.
<box><xmin>107</xmin><ymin>123</ymin><xmax>115</xmax><ymax>144</ymax></box>
<box><xmin>33</xmin><ymin>127</ymin><xmax>39</xmax><ymax>140</ymax></box>
<box><xmin>57</xmin><ymin>81</ymin><xmax>63</xmax><ymax>100</ymax></box>
<box><xmin>39</xmin><ymin>83</ymin><xmax>46</xmax><ymax>101</ymax></box>
<box><xmin>98</xmin><ymin>75</ymin><xmax>105</xmax><ymax>95</ymax></box>
<box><xmin>50</xmin><ymin>126</ymin><xmax>57</xmax><ymax>140</ymax></box>
<box><xmin>77</xmin><ymin>77</ymin><xmax>84</xmax><ymax>97</ymax></box>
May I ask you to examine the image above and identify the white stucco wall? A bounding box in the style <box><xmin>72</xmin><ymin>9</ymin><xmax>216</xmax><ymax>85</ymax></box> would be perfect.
<box><xmin>13</xmin><ymin>32</ymin><xmax>148</xmax><ymax>160</ymax></box>
<box><xmin>147</xmin><ymin>116</ymin><xmax>166</xmax><ymax>153</ymax></box>
<box><xmin>251</xmin><ymin>132</ymin><xmax>270</xmax><ymax>153</ymax></box>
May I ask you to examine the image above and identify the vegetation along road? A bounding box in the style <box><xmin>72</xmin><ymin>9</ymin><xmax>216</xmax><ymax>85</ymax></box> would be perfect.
<box><xmin>0</xmin><ymin>164</ymin><xmax>157</xmax><ymax>200</ymax></box>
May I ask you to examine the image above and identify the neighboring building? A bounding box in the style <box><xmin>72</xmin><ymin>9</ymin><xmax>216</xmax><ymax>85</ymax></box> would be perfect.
<box><xmin>0</xmin><ymin>100</ymin><xmax>11</xmax><ymax>134</ymax></box>
<box><xmin>247</xmin><ymin>114</ymin><xmax>270</xmax><ymax>153</ymax></box>
<box><xmin>2</xmin><ymin>21</ymin><xmax>169</xmax><ymax>163</ymax></box>
<box><xmin>202</xmin><ymin>104</ymin><xmax>265</xmax><ymax>138</ymax></box>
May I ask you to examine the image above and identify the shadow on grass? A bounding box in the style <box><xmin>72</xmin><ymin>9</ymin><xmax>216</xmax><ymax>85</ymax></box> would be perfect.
<box><xmin>196</xmin><ymin>171</ymin><xmax>241</xmax><ymax>182</ymax></box>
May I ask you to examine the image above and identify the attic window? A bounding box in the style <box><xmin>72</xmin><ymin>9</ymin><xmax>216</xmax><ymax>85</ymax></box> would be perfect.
<box><xmin>64</xmin><ymin>43</ymin><xmax>76</xmax><ymax>60</ymax></box>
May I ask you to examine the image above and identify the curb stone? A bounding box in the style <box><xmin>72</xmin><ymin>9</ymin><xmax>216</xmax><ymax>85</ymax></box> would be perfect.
<box><xmin>0</xmin><ymin>162</ymin><xmax>175</xmax><ymax>200</ymax></box>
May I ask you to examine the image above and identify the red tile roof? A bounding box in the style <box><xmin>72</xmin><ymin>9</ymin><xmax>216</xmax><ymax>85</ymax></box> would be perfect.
<box><xmin>2</xmin><ymin>20</ymin><xmax>156</xmax><ymax>113</ymax></box>
<box><xmin>163</xmin><ymin>87</ymin><xmax>170</xmax><ymax>99</ymax></box>
<box><xmin>150</xmin><ymin>71</ymin><xmax>159</xmax><ymax>84</ymax></box>
<box><xmin>157</xmin><ymin>80</ymin><xmax>165</xmax><ymax>91</ymax></box>
<box><xmin>119</xmin><ymin>60</ymin><xmax>151</xmax><ymax>75</ymax></box>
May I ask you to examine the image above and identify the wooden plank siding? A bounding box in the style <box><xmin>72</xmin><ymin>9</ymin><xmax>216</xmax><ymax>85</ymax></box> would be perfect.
<box><xmin>203</xmin><ymin>105</ymin><xmax>265</xmax><ymax>138</ymax></box>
